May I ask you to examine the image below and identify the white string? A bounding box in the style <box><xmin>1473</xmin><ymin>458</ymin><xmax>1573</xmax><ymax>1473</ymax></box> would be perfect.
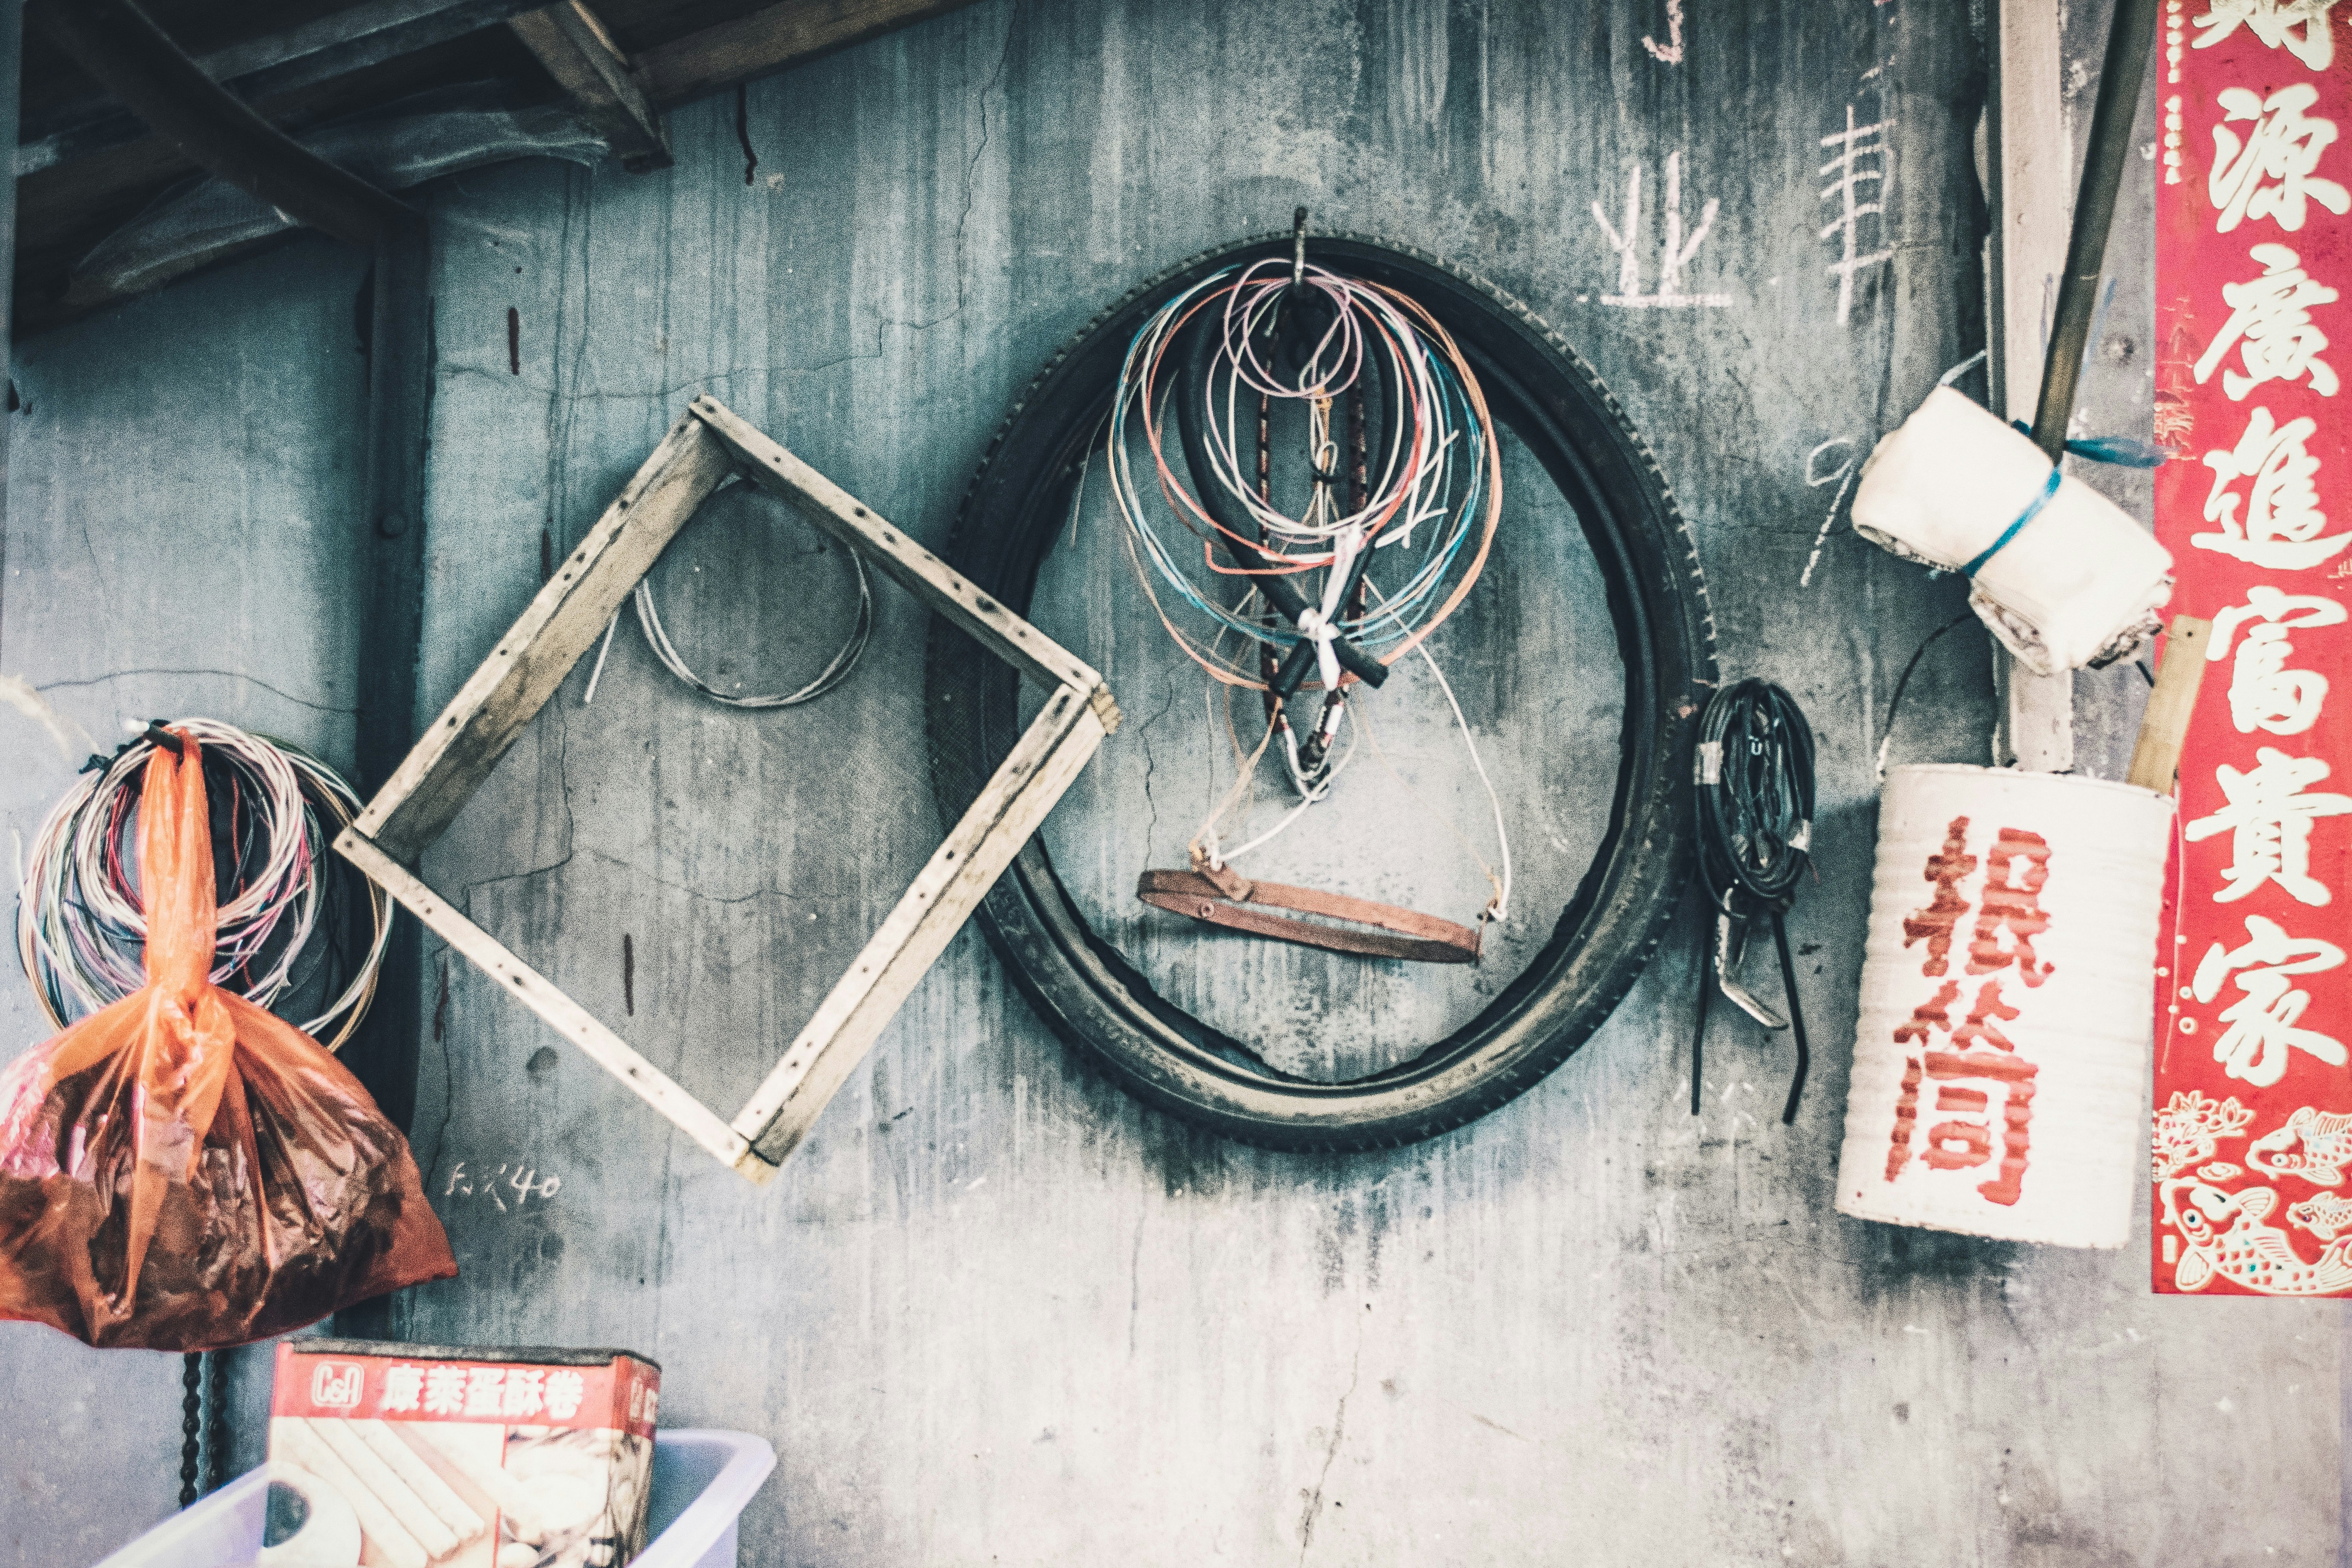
<box><xmin>1937</xmin><ymin>348</ymin><xmax>1989</xmax><ymax>388</ymax></box>
<box><xmin>1179</xmin><ymin>564</ymin><xmax>1512</xmax><ymax>924</ymax></box>
<box><xmin>1406</xmin><ymin>631</ymin><xmax>1513</xmax><ymax>923</ymax></box>
<box><xmin>1200</xmin><ymin>715</ymin><xmax>1360</xmax><ymax>867</ymax></box>
<box><xmin>1187</xmin><ymin>639</ymin><xmax>1506</xmax><ymax>925</ymax></box>
<box><xmin>582</xmin><ymin>612</ymin><xmax>621</xmax><ymax>706</ymax></box>
<box><xmin>1190</xmin><ymin>712</ymin><xmax>1279</xmax><ymax>867</ymax></box>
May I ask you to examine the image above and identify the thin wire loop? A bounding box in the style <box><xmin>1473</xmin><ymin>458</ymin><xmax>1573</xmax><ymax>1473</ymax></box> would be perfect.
<box><xmin>631</xmin><ymin>550</ymin><xmax>873</xmax><ymax>709</ymax></box>
<box><xmin>581</xmin><ymin>476</ymin><xmax>877</xmax><ymax>711</ymax></box>
<box><xmin>1104</xmin><ymin>258</ymin><xmax>1500</xmax><ymax>688</ymax></box>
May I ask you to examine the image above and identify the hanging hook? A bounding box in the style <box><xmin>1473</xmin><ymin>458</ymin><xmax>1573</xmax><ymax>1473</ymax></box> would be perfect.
<box><xmin>1292</xmin><ymin>206</ymin><xmax>1308</xmax><ymax>290</ymax></box>
<box><xmin>1712</xmin><ymin>909</ymin><xmax>1787</xmax><ymax>1031</ymax></box>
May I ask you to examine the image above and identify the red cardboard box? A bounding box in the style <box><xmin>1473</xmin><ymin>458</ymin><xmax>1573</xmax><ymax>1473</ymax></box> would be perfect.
<box><xmin>268</xmin><ymin>1339</ymin><xmax>660</xmax><ymax>1568</ymax></box>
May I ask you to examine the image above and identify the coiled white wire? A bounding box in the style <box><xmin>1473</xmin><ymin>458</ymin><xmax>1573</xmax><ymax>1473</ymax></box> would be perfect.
<box><xmin>14</xmin><ymin>718</ymin><xmax>390</xmax><ymax>1050</ymax></box>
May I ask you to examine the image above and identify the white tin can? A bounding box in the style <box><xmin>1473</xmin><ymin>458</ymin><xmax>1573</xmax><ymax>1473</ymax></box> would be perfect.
<box><xmin>1833</xmin><ymin>764</ymin><xmax>2174</xmax><ymax>1248</ymax></box>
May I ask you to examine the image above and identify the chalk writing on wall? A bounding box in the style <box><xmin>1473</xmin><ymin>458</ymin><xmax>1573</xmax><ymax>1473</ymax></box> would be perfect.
<box><xmin>1820</xmin><ymin>105</ymin><xmax>1895</xmax><ymax>325</ymax></box>
<box><xmin>443</xmin><ymin>1159</ymin><xmax>562</xmax><ymax>1212</ymax></box>
<box><xmin>1642</xmin><ymin>0</ymin><xmax>1684</xmax><ymax>63</ymax></box>
<box><xmin>1591</xmin><ymin>152</ymin><xmax>1731</xmax><ymax>309</ymax></box>
<box><xmin>1801</xmin><ymin>436</ymin><xmax>1859</xmax><ymax>588</ymax></box>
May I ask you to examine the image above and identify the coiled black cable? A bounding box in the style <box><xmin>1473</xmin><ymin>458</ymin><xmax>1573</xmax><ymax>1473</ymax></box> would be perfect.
<box><xmin>1695</xmin><ymin>679</ymin><xmax>1816</xmax><ymax>908</ymax></box>
<box><xmin>1691</xmin><ymin>678</ymin><xmax>1816</xmax><ymax>1124</ymax></box>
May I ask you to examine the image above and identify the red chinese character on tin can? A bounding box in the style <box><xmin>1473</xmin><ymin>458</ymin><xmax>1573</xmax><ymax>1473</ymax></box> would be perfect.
<box><xmin>1884</xmin><ymin>822</ymin><xmax>2045</xmax><ymax>1206</ymax></box>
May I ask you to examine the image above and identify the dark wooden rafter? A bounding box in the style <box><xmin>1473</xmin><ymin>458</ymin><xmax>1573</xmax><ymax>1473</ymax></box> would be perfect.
<box><xmin>11</xmin><ymin>0</ymin><xmax>991</xmax><ymax>333</ymax></box>
<box><xmin>26</xmin><ymin>0</ymin><xmax>415</xmax><ymax>248</ymax></box>
<box><xmin>20</xmin><ymin>0</ymin><xmax>987</xmax><ymax>183</ymax></box>
<box><xmin>637</xmin><ymin>0</ymin><xmax>984</xmax><ymax>106</ymax></box>
<box><xmin>19</xmin><ymin>0</ymin><xmax>550</xmax><ymax>177</ymax></box>
<box><xmin>508</xmin><ymin>0</ymin><xmax>670</xmax><ymax>171</ymax></box>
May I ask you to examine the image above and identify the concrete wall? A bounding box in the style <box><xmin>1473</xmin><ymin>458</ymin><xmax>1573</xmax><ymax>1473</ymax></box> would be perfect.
<box><xmin>5</xmin><ymin>2</ymin><xmax>2342</xmax><ymax>1564</ymax></box>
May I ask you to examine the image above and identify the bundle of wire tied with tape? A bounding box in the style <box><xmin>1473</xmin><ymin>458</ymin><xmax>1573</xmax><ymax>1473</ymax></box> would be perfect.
<box><xmin>1689</xmin><ymin>679</ymin><xmax>1817</xmax><ymax>1124</ymax></box>
<box><xmin>1849</xmin><ymin>386</ymin><xmax>2174</xmax><ymax>675</ymax></box>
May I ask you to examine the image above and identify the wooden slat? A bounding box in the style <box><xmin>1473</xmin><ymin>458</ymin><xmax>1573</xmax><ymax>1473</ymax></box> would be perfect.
<box><xmin>736</xmin><ymin>684</ymin><xmax>1107</xmax><ymax>1163</ymax></box>
<box><xmin>336</xmin><ymin>828</ymin><xmax>771</xmax><ymax>1181</ymax></box>
<box><xmin>18</xmin><ymin>0</ymin><xmax>545</xmax><ymax>178</ymax></box>
<box><xmin>508</xmin><ymin>0</ymin><xmax>670</xmax><ymax>172</ymax></box>
<box><xmin>639</xmin><ymin>0</ymin><xmax>983</xmax><ymax>107</ymax></box>
<box><xmin>2127</xmin><ymin>615</ymin><xmax>2212</xmax><ymax>794</ymax></box>
<box><xmin>689</xmin><ymin>394</ymin><xmax>1118</xmax><ymax>727</ymax></box>
<box><xmin>1988</xmin><ymin>0</ymin><xmax>2068</xmax><ymax>429</ymax></box>
<box><xmin>359</xmin><ymin>410</ymin><xmax>733</xmax><ymax>859</ymax></box>
<box><xmin>1989</xmin><ymin>0</ymin><xmax>2075</xmax><ymax>774</ymax></box>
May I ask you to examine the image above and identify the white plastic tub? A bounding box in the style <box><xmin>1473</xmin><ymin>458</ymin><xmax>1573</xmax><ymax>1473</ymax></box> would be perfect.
<box><xmin>91</xmin><ymin>1428</ymin><xmax>776</xmax><ymax>1568</ymax></box>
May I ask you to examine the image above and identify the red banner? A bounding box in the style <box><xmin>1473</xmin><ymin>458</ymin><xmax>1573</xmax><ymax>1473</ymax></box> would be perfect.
<box><xmin>2153</xmin><ymin>0</ymin><xmax>2352</xmax><ymax>1293</ymax></box>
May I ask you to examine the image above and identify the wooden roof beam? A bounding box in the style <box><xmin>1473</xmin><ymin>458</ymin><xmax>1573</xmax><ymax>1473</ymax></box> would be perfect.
<box><xmin>639</xmin><ymin>0</ymin><xmax>985</xmax><ymax>107</ymax></box>
<box><xmin>508</xmin><ymin>0</ymin><xmax>669</xmax><ymax>170</ymax></box>
<box><xmin>19</xmin><ymin>0</ymin><xmax>546</xmax><ymax>178</ymax></box>
<box><xmin>26</xmin><ymin>0</ymin><xmax>416</xmax><ymax>251</ymax></box>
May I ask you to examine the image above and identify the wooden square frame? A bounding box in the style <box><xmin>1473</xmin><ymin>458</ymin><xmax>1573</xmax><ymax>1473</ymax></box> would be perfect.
<box><xmin>335</xmin><ymin>395</ymin><xmax>1119</xmax><ymax>1183</ymax></box>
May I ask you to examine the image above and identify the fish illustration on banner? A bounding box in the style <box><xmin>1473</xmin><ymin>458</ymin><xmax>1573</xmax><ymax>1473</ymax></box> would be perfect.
<box><xmin>2154</xmin><ymin>0</ymin><xmax>2352</xmax><ymax>1295</ymax></box>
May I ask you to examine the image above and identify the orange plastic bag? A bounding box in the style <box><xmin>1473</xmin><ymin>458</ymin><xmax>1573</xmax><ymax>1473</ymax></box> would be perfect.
<box><xmin>0</xmin><ymin>731</ymin><xmax>453</xmax><ymax>1348</ymax></box>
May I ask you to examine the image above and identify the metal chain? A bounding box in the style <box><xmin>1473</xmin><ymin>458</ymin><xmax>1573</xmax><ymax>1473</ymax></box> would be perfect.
<box><xmin>178</xmin><ymin>1352</ymin><xmax>202</xmax><ymax>1507</ymax></box>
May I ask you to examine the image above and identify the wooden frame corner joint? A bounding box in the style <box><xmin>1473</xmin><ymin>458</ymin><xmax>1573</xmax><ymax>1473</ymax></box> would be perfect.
<box><xmin>510</xmin><ymin>0</ymin><xmax>671</xmax><ymax>172</ymax></box>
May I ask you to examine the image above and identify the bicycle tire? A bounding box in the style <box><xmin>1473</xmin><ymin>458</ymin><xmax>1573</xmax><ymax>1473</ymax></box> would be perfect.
<box><xmin>924</xmin><ymin>232</ymin><xmax>1718</xmax><ymax>1150</ymax></box>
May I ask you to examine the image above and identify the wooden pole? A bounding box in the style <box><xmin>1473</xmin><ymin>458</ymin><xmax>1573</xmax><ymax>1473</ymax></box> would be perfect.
<box><xmin>2030</xmin><ymin>0</ymin><xmax>2162</xmax><ymax>461</ymax></box>
<box><xmin>2126</xmin><ymin>615</ymin><xmax>2211</xmax><ymax>794</ymax></box>
<box><xmin>1989</xmin><ymin>0</ymin><xmax>2074</xmax><ymax>774</ymax></box>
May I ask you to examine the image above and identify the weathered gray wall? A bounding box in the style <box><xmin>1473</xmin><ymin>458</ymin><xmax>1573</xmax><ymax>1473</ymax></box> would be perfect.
<box><xmin>5</xmin><ymin>2</ymin><xmax>2343</xmax><ymax>1565</ymax></box>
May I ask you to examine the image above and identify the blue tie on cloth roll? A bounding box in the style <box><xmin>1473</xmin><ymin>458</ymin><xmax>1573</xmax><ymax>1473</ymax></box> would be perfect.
<box><xmin>1849</xmin><ymin>387</ymin><xmax>2176</xmax><ymax>675</ymax></box>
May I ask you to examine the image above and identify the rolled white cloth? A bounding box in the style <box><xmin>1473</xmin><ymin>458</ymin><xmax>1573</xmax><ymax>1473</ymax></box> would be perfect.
<box><xmin>1850</xmin><ymin>388</ymin><xmax>2174</xmax><ymax>675</ymax></box>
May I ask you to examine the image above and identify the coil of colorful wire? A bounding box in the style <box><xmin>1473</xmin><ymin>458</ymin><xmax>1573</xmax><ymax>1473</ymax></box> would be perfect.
<box><xmin>1104</xmin><ymin>254</ymin><xmax>1501</xmax><ymax>685</ymax></box>
<box><xmin>14</xmin><ymin>717</ymin><xmax>390</xmax><ymax>1051</ymax></box>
